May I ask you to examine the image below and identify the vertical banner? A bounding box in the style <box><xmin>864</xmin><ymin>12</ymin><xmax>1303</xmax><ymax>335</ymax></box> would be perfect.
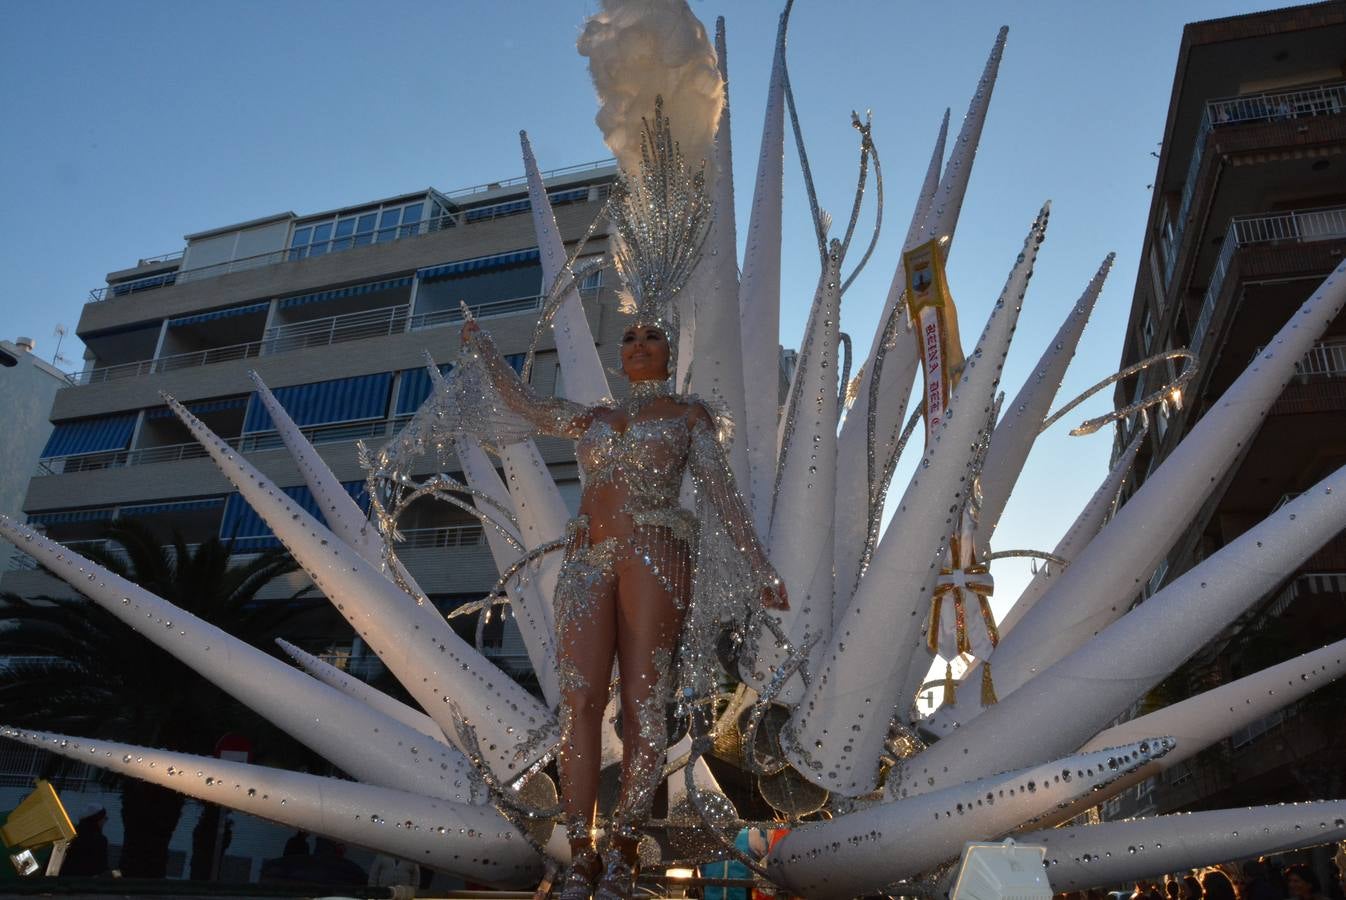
<box><xmin>903</xmin><ymin>237</ymin><xmax>963</xmax><ymax>445</ymax></box>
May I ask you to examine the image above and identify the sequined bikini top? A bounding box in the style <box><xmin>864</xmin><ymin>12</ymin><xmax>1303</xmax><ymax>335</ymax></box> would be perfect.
<box><xmin>576</xmin><ymin>414</ymin><xmax>691</xmax><ymax>510</ymax></box>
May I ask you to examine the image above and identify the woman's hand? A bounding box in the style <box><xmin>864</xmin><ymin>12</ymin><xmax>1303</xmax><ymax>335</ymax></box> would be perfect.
<box><xmin>761</xmin><ymin>575</ymin><xmax>789</xmax><ymax>611</ymax></box>
<box><xmin>460</xmin><ymin>319</ymin><xmax>481</xmax><ymax>346</ymax></box>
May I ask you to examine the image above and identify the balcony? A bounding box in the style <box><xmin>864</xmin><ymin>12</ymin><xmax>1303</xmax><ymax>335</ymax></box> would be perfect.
<box><xmin>92</xmin><ymin>162</ymin><xmax>613</xmax><ymax>302</ymax></box>
<box><xmin>7</xmin><ymin>524</ymin><xmax>485</xmax><ymax>574</ymax></box>
<box><xmin>67</xmin><ymin>293</ymin><xmax>544</xmax><ymax>386</ymax></box>
<box><xmin>1162</xmin><ymin>82</ymin><xmax>1346</xmax><ymax>286</ymax></box>
<box><xmin>34</xmin><ymin>414</ymin><xmax>415</xmax><ymax>477</ymax></box>
<box><xmin>1189</xmin><ymin>206</ymin><xmax>1346</xmax><ymax>359</ymax></box>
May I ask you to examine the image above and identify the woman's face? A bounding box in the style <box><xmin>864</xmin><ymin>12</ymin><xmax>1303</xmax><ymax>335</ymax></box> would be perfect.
<box><xmin>620</xmin><ymin>323</ymin><xmax>671</xmax><ymax>382</ymax></box>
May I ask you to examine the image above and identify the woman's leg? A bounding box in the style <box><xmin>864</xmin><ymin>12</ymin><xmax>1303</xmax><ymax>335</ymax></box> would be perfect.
<box><xmin>554</xmin><ymin>554</ymin><xmax>619</xmax><ymax>858</ymax></box>
<box><xmin>609</xmin><ymin>545</ymin><xmax>691</xmax><ymax>843</ymax></box>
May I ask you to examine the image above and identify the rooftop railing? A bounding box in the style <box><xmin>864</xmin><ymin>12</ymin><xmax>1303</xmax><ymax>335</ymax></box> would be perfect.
<box><xmin>66</xmin><ymin>293</ymin><xmax>544</xmax><ymax>384</ymax></box>
<box><xmin>1163</xmin><ymin>82</ymin><xmax>1345</xmax><ymax>288</ymax></box>
<box><xmin>92</xmin><ymin>164</ymin><xmax>614</xmax><ymax>302</ymax></box>
<box><xmin>441</xmin><ymin>158</ymin><xmax>614</xmax><ymax>200</ymax></box>
<box><xmin>1190</xmin><ymin>206</ymin><xmax>1346</xmax><ymax>359</ymax></box>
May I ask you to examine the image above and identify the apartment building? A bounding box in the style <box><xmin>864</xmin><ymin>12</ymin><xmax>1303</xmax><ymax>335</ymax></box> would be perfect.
<box><xmin>0</xmin><ymin>338</ymin><xmax>68</xmax><ymax>575</ymax></box>
<box><xmin>1106</xmin><ymin>2</ymin><xmax>1346</xmax><ymax>821</ymax></box>
<box><xmin>0</xmin><ymin>160</ymin><xmax>622</xmax><ymax>878</ymax></box>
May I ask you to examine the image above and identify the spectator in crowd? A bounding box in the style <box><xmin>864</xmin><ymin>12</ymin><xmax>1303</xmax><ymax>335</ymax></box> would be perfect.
<box><xmin>1204</xmin><ymin>869</ymin><xmax>1239</xmax><ymax>900</ymax></box>
<box><xmin>1244</xmin><ymin>862</ymin><xmax>1284</xmax><ymax>900</ymax></box>
<box><xmin>369</xmin><ymin>853</ymin><xmax>421</xmax><ymax>890</ymax></box>
<box><xmin>1184</xmin><ymin>875</ymin><xmax>1205</xmax><ymax>900</ymax></box>
<box><xmin>62</xmin><ymin>804</ymin><xmax>110</xmax><ymax>877</ymax></box>
<box><xmin>1285</xmin><ymin>865</ymin><xmax>1328</xmax><ymax>900</ymax></box>
<box><xmin>283</xmin><ymin>829</ymin><xmax>310</xmax><ymax>857</ymax></box>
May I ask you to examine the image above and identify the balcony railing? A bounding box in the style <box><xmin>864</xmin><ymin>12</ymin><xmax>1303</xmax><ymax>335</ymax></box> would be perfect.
<box><xmin>397</xmin><ymin>524</ymin><xmax>486</xmax><ymax>549</ymax></box>
<box><xmin>67</xmin><ymin>293</ymin><xmax>545</xmax><ymax>385</ymax></box>
<box><xmin>1190</xmin><ymin>206</ymin><xmax>1346</xmax><ymax>359</ymax></box>
<box><xmin>37</xmin><ymin>415</ymin><xmax>415</xmax><ymax>476</ymax></box>
<box><xmin>92</xmin><ymin>160</ymin><xmax>615</xmax><ymax>302</ymax></box>
<box><xmin>1163</xmin><ymin>82</ymin><xmax>1346</xmax><ymax>288</ymax></box>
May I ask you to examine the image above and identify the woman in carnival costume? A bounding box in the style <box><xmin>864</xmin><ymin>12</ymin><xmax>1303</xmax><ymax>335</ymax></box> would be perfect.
<box><xmin>441</xmin><ymin>105</ymin><xmax>787</xmax><ymax>899</ymax></box>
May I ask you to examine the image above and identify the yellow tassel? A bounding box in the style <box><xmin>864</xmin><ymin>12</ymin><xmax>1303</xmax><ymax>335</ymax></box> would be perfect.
<box><xmin>927</xmin><ymin>597</ymin><xmax>943</xmax><ymax>655</ymax></box>
<box><xmin>981</xmin><ymin>661</ymin><xmax>998</xmax><ymax>706</ymax></box>
<box><xmin>944</xmin><ymin>661</ymin><xmax>957</xmax><ymax>707</ymax></box>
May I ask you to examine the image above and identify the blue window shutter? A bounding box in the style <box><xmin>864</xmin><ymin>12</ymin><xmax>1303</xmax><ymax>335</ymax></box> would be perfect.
<box><xmin>394</xmin><ymin>363</ymin><xmax>454</xmax><ymax>415</ymax></box>
<box><xmin>277</xmin><ymin>275</ymin><xmax>414</xmax><ymax>310</ymax></box>
<box><xmin>119</xmin><ymin>497</ymin><xmax>225</xmax><ymax>518</ymax></box>
<box><xmin>145</xmin><ymin>396</ymin><xmax>248</xmax><ymax>420</ymax></box>
<box><xmin>41</xmin><ymin>413</ymin><xmax>138</xmax><ymax>458</ymax></box>
<box><xmin>219</xmin><ymin>481</ymin><xmax>369</xmax><ymax>549</ymax></box>
<box><xmin>417</xmin><ymin>248</ymin><xmax>541</xmax><ymax>280</ymax></box>
<box><xmin>166</xmin><ymin>301</ymin><xmax>269</xmax><ymax>329</ymax></box>
<box><xmin>243</xmin><ymin>372</ymin><xmax>393</xmax><ymax>433</ymax></box>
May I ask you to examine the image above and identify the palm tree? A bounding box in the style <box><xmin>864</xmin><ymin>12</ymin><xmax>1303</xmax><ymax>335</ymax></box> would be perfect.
<box><xmin>0</xmin><ymin>519</ymin><xmax>345</xmax><ymax>878</ymax></box>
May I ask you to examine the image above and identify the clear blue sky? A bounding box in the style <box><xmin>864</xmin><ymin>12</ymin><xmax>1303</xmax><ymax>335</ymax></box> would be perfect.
<box><xmin>0</xmin><ymin>0</ymin><xmax>1282</xmax><ymax>613</ymax></box>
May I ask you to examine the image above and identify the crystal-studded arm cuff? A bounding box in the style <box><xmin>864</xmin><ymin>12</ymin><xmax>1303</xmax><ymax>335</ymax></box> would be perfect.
<box><xmin>465</xmin><ymin>328</ymin><xmax>592</xmax><ymax>440</ymax></box>
<box><xmin>687</xmin><ymin>418</ymin><xmax>777</xmax><ymax>586</ymax></box>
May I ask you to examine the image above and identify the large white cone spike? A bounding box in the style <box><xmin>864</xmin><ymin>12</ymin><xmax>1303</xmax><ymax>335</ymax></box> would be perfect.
<box><xmin>787</xmin><ymin>205</ymin><xmax>1049</xmax><ymax>796</ymax></box>
<box><xmin>889</xmin><ymin>466</ymin><xmax>1346</xmax><ymax>799</ymax></box>
<box><xmin>934</xmin><ymin>257</ymin><xmax>1346</xmax><ymax>730</ymax></box>
<box><xmin>738</xmin><ymin>9</ymin><xmax>787</xmax><ymax>537</ymax></box>
<box><xmin>751</xmin><ymin>241</ymin><xmax>843</xmax><ymax>701</ymax></box>
<box><xmin>248</xmin><ymin>372</ymin><xmax>423</xmax><ymax>592</ymax></box>
<box><xmin>1032</xmin><ymin>636</ymin><xmax>1346</xmax><ymax>829</ymax></box>
<box><xmin>1019</xmin><ymin>802</ymin><xmax>1346</xmax><ymax>893</ymax></box>
<box><xmin>520</xmin><ymin>131</ymin><xmax>609</xmax><ymax>406</ymax></box>
<box><xmin>914</xmin><ymin>27</ymin><xmax>1007</xmax><ymax>246</ymax></box>
<box><xmin>0</xmin><ymin>728</ymin><xmax>541</xmax><ymax>886</ymax></box>
<box><xmin>687</xmin><ymin>17</ymin><xmax>750</xmax><ymax>485</ymax></box>
<box><xmin>454</xmin><ymin>435</ymin><xmax>560</xmax><ymax>708</ymax></box>
<box><xmin>276</xmin><ymin>638</ymin><xmax>448</xmax><ymax>746</ymax></box>
<box><xmin>498</xmin><ymin>140</ymin><xmax>592</xmax><ymax>635</ymax></box>
<box><xmin>497</xmin><ymin>441</ymin><xmax>571</xmax><ymax>588</ymax></box>
<box><xmin>164</xmin><ymin>397</ymin><xmax>556</xmax><ymax>780</ymax></box>
<box><xmin>0</xmin><ymin>516</ymin><xmax>480</xmax><ymax>804</ymax></box>
<box><xmin>766</xmin><ymin>738</ymin><xmax>1174</xmax><ymax>900</ymax></box>
<box><xmin>993</xmin><ymin>422</ymin><xmax>1145</xmax><ymax>641</ymax></box>
<box><xmin>833</xmin><ymin>110</ymin><xmax>949</xmax><ymax>609</ymax></box>
<box><xmin>976</xmin><ymin>253</ymin><xmax>1113</xmax><ymax>546</ymax></box>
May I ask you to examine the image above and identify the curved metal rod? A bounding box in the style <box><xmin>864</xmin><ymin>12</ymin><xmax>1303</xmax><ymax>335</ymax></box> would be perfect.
<box><xmin>1040</xmin><ymin>348</ymin><xmax>1197</xmax><ymax>437</ymax></box>
<box><xmin>984</xmin><ymin>548</ymin><xmax>1070</xmax><ymax>570</ymax></box>
<box><xmin>840</xmin><ymin>112</ymin><xmax>884</xmax><ymax>296</ymax></box>
<box><xmin>522</xmin><ymin>254</ymin><xmax>608</xmax><ymax>383</ymax></box>
<box><xmin>777</xmin><ymin>0</ymin><xmax>827</xmax><ymax>258</ymax></box>
<box><xmin>856</xmin><ymin>402</ymin><xmax>924</xmax><ymax>589</ymax></box>
<box><xmin>836</xmin><ymin>332</ymin><xmax>853</xmax><ymax>421</ymax></box>
<box><xmin>443</xmin><ymin>704</ymin><xmax>563</xmax><ymax>854</ymax></box>
<box><xmin>460</xmin><ymin>538</ymin><xmax>565</xmax><ymax>652</ymax></box>
<box><xmin>862</xmin><ymin>302</ymin><xmax>903</xmax><ymax>556</ymax></box>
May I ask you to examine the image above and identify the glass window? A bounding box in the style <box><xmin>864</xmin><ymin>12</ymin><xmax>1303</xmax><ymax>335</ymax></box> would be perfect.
<box><xmin>289</xmin><ymin>226</ymin><xmax>312</xmax><ymax>260</ymax></box>
<box><xmin>333</xmin><ymin>217</ymin><xmax>356</xmax><ymax>251</ymax></box>
<box><xmin>377</xmin><ymin>208</ymin><xmax>401</xmax><ymax>243</ymax></box>
<box><xmin>354</xmin><ymin>213</ymin><xmax>377</xmax><ymax>246</ymax></box>
<box><xmin>309</xmin><ymin>222</ymin><xmax>333</xmax><ymax>257</ymax></box>
<box><xmin>400</xmin><ymin>203</ymin><xmax>424</xmax><ymax>238</ymax></box>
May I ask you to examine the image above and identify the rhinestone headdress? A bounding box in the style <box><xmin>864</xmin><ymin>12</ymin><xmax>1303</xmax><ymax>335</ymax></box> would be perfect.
<box><xmin>606</xmin><ymin>96</ymin><xmax>714</xmax><ymax>350</ymax></box>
